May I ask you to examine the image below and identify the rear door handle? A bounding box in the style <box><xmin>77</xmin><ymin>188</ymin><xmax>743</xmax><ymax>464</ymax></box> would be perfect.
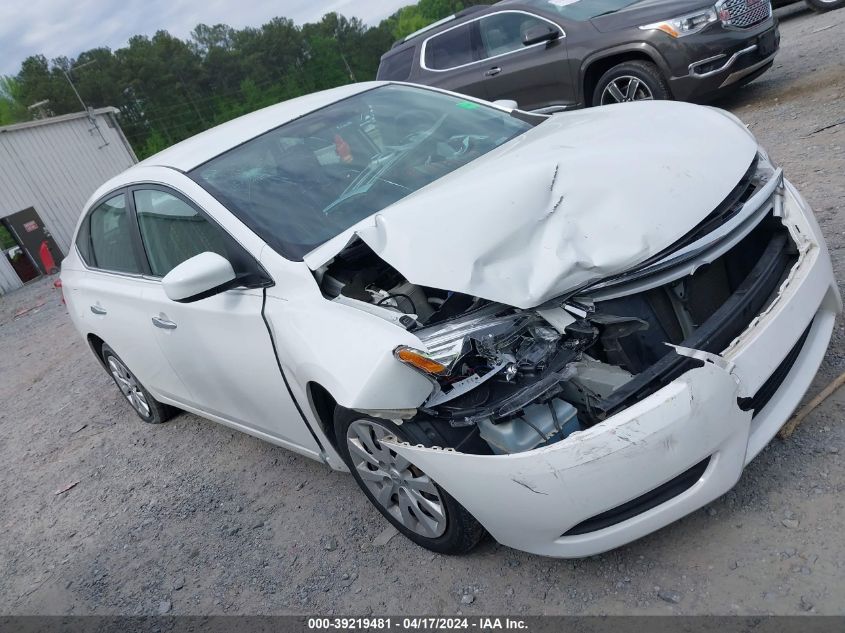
<box><xmin>484</xmin><ymin>67</ymin><xmax>502</xmax><ymax>77</ymax></box>
<box><xmin>151</xmin><ymin>316</ymin><xmax>177</xmax><ymax>330</ymax></box>
<box><xmin>90</xmin><ymin>305</ymin><xmax>107</xmax><ymax>315</ymax></box>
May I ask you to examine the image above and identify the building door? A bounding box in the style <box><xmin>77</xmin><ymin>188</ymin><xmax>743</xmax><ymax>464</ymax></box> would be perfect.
<box><xmin>0</xmin><ymin>220</ymin><xmax>40</xmax><ymax>283</ymax></box>
<box><xmin>2</xmin><ymin>207</ymin><xmax>62</xmax><ymax>275</ymax></box>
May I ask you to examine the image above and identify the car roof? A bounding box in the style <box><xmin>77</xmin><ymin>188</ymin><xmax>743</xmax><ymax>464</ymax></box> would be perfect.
<box><xmin>137</xmin><ymin>81</ymin><xmax>384</xmax><ymax>172</ymax></box>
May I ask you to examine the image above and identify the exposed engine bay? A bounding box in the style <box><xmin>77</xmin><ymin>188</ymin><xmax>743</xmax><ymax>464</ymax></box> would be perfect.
<box><xmin>314</xmin><ymin>173</ymin><xmax>798</xmax><ymax>456</ymax></box>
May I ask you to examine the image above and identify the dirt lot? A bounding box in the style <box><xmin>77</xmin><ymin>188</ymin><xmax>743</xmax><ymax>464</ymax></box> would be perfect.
<box><xmin>1</xmin><ymin>4</ymin><xmax>844</xmax><ymax>617</ymax></box>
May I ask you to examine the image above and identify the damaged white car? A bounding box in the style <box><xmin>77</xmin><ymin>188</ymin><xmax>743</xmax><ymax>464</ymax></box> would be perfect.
<box><xmin>62</xmin><ymin>82</ymin><xmax>840</xmax><ymax>557</ymax></box>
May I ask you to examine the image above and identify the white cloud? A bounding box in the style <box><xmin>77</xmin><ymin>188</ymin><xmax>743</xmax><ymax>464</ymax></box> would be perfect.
<box><xmin>1</xmin><ymin>0</ymin><xmax>410</xmax><ymax>75</ymax></box>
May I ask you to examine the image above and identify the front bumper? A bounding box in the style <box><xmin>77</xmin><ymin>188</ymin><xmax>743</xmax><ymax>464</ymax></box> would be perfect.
<box><xmin>387</xmin><ymin>177</ymin><xmax>840</xmax><ymax>557</ymax></box>
<box><xmin>668</xmin><ymin>21</ymin><xmax>780</xmax><ymax>101</ymax></box>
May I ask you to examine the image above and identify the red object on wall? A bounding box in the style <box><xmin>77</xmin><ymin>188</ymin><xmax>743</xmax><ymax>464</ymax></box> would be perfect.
<box><xmin>39</xmin><ymin>240</ymin><xmax>58</xmax><ymax>274</ymax></box>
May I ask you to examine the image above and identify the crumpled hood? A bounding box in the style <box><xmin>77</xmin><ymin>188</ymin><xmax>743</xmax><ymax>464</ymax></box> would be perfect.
<box><xmin>305</xmin><ymin>101</ymin><xmax>758</xmax><ymax>309</ymax></box>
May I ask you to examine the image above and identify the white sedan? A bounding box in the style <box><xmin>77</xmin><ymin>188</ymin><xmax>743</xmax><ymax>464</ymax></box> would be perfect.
<box><xmin>62</xmin><ymin>82</ymin><xmax>840</xmax><ymax>557</ymax></box>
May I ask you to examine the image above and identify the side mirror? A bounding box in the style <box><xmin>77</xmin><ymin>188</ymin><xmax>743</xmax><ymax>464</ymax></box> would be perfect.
<box><xmin>522</xmin><ymin>25</ymin><xmax>560</xmax><ymax>47</ymax></box>
<box><xmin>493</xmin><ymin>99</ymin><xmax>519</xmax><ymax>110</ymax></box>
<box><xmin>162</xmin><ymin>252</ymin><xmax>237</xmax><ymax>303</ymax></box>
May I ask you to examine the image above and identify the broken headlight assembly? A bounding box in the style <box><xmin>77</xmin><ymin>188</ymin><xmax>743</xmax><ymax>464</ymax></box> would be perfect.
<box><xmin>396</xmin><ymin>304</ymin><xmax>615</xmax><ymax>455</ymax></box>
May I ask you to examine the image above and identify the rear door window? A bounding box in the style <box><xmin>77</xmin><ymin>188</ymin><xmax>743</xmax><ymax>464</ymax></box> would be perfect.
<box><xmin>478</xmin><ymin>12</ymin><xmax>555</xmax><ymax>59</ymax></box>
<box><xmin>424</xmin><ymin>23</ymin><xmax>477</xmax><ymax>70</ymax></box>
<box><xmin>75</xmin><ymin>214</ymin><xmax>93</xmax><ymax>264</ymax></box>
<box><xmin>86</xmin><ymin>194</ymin><xmax>142</xmax><ymax>274</ymax></box>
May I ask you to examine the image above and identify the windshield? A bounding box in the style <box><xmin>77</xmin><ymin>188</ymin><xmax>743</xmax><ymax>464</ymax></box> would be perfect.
<box><xmin>190</xmin><ymin>85</ymin><xmax>532</xmax><ymax>260</ymax></box>
<box><xmin>519</xmin><ymin>0</ymin><xmax>645</xmax><ymax>21</ymax></box>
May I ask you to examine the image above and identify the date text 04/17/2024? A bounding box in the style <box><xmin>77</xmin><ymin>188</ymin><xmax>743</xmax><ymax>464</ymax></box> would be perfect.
<box><xmin>307</xmin><ymin>617</ymin><xmax>529</xmax><ymax>630</ymax></box>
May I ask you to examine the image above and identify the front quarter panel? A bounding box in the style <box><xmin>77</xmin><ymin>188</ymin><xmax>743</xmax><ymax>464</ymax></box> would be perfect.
<box><xmin>262</xmin><ymin>294</ymin><xmax>434</xmax><ymax>411</ymax></box>
<box><xmin>258</xmin><ymin>248</ymin><xmax>434</xmax><ymax>412</ymax></box>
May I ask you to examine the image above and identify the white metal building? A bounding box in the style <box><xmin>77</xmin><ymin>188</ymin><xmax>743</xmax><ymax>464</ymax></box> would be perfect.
<box><xmin>0</xmin><ymin>107</ymin><xmax>137</xmax><ymax>295</ymax></box>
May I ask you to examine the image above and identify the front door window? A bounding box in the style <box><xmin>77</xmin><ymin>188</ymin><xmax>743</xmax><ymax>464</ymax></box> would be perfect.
<box><xmin>132</xmin><ymin>189</ymin><xmax>228</xmax><ymax>278</ymax></box>
<box><xmin>479</xmin><ymin>12</ymin><xmax>554</xmax><ymax>59</ymax></box>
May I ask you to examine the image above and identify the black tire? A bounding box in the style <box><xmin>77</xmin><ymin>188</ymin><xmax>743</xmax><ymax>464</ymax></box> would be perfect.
<box><xmin>805</xmin><ymin>0</ymin><xmax>844</xmax><ymax>11</ymax></box>
<box><xmin>334</xmin><ymin>407</ymin><xmax>486</xmax><ymax>555</ymax></box>
<box><xmin>101</xmin><ymin>344</ymin><xmax>176</xmax><ymax>424</ymax></box>
<box><xmin>592</xmin><ymin>60</ymin><xmax>672</xmax><ymax>107</ymax></box>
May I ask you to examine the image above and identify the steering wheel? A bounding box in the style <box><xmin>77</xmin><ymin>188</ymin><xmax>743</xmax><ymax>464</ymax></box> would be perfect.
<box><xmin>394</xmin><ymin>109</ymin><xmax>439</xmax><ymax>144</ymax></box>
<box><xmin>447</xmin><ymin>135</ymin><xmax>473</xmax><ymax>156</ymax></box>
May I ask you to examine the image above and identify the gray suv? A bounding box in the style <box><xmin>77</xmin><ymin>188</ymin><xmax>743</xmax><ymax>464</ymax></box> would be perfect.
<box><xmin>377</xmin><ymin>0</ymin><xmax>780</xmax><ymax>110</ymax></box>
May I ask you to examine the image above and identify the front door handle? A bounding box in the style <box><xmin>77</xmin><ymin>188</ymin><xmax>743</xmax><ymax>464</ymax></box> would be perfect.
<box><xmin>151</xmin><ymin>315</ymin><xmax>177</xmax><ymax>330</ymax></box>
<box><xmin>90</xmin><ymin>305</ymin><xmax>107</xmax><ymax>315</ymax></box>
<box><xmin>484</xmin><ymin>66</ymin><xmax>502</xmax><ymax>77</ymax></box>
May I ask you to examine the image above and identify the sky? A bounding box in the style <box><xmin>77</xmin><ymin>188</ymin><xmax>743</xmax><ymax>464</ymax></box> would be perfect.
<box><xmin>0</xmin><ymin>0</ymin><xmax>411</xmax><ymax>75</ymax></box>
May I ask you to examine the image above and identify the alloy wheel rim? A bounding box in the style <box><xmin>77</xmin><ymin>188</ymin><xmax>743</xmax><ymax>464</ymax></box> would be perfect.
<box><xmin>346</xmin><ymin>419</ymin><xmax>447</xmax><ymax>538</ymax></box>
<box><xmin>108</xmin><ymin>357</ymin><xmax>151</xmax><ymax>418</ymax></box>
<box><xmin>600</xmin><ymin>76</ymin><xmax>654</xmax><ymax>105</ymax></box>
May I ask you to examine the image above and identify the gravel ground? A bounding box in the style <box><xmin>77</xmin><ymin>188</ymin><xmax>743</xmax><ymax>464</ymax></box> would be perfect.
<box><xmin>1</xmin><ymin>4</ymin><xmax>844</xmax><ymax>616</ymax></box>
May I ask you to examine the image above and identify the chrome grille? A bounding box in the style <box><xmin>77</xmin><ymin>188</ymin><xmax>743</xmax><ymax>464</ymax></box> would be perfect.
<box><xmin>718</xmin><ymin>0</ymin><xmax>772</xmax><ymax>28</ymax></box>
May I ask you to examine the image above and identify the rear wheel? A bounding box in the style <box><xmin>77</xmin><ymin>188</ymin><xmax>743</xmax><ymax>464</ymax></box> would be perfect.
<box><xmin>334</xmin><ymin>408</ymin><xmax>485</xmax><ymax>555</ymax></box>
<box><xmin>593</xmin><ymin>61</ymin><xmax>671</xmax><ymax>106</ymax></box>
<box><xmin>805</xmin><ymin>0</ymin><xmax>845</xmax><ymax>11</ymax></box>
<box><xmin>102</xmin><ymin>344</ymin><xmax>175</xmax><ymax>424</ymax></box>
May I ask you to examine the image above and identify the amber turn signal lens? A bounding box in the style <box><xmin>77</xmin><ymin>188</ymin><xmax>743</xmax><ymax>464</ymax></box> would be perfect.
<box><xmin>655</xmin><ymin>23</ymin><xmax>680</xmax><ymax>37</ymax></box>
<box><xmin>394</xmin><ymin>346</ymin><xmax>448</xmax><ymax>376</ymax></box>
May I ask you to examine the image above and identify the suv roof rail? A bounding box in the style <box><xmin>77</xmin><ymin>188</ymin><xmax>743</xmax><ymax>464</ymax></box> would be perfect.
<box><xmin>390</xmin><ymin>4</ymin><xmax>490</xmax><ymax>49</ymax></box>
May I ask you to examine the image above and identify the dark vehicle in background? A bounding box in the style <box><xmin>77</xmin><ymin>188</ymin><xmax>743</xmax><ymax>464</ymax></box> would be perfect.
<box><xmin>774</xmin><ymin>0</ymin><xmax>844</xmax><ymax>11</ymax></box>
<box><xmin>377</xmin><ymin>0</ymin><xmax>781</xmax><ymax>110</ymax></box>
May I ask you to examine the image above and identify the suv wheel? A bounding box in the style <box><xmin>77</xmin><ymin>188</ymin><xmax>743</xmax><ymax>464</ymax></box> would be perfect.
<box><xmin>334</xmin><ymin>408</ymin><xmax>485</xmax><ymax>555</ymax></box>
<box><xmin>805</xmin><ymin>0</ymin><xmax>845</xmax><ymax>11</ymax></box>
<box><xmin>102</xmin><ymin>344</ymin><xmax>176</xmax><ymax>424</ymax></box>
<box><xmin>593</xmin><ymin>61</ymin><xmax>671</xmax><ymax>106</ymax></box>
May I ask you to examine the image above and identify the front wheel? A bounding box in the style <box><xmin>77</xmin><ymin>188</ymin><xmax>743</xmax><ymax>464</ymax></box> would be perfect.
<box><xmin>334</xmin><ymin>408</ymin><xmax>485</xmax><ymax>555</ymax></box>
<box><xmin>805</xmin><ymin>0</ymin><xmax>845</xmax><ymax>11</ymax></box>
<box><xmin>592</xmin><ymin>60</ymin><xmax>671</xmax><ymax>106</ymax></box>
<box><xmin>102</xmin><ymin>344</ymin><xmax>176</xmax><ymax>424</ymax></box>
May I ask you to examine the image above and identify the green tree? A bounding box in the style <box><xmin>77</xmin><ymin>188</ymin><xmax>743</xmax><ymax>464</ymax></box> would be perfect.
<box><xmin>7</xmin><ymin>0</ymin><xmax>492</xmax><ymax>155</ymax></box>
<box><xmin>394</xmin><ymin>6</ymin><xmax>429</xmax><ymax>40</ymax></box>
<box><xmin>0</xmin><ymin>76</ymin><xmax>27</xmax><ymax>125</ymax></box>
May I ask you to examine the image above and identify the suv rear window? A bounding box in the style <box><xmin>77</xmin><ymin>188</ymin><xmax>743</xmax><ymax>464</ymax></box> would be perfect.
<box><xmin>377</xmin><ymin>48</ymin><xmax>415</xmax><ymax>80</ymax></box>
<box><xmin>424</xmin><ymin>24</ymin><xmax>476</xmax><ymax>70</ymax></box>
